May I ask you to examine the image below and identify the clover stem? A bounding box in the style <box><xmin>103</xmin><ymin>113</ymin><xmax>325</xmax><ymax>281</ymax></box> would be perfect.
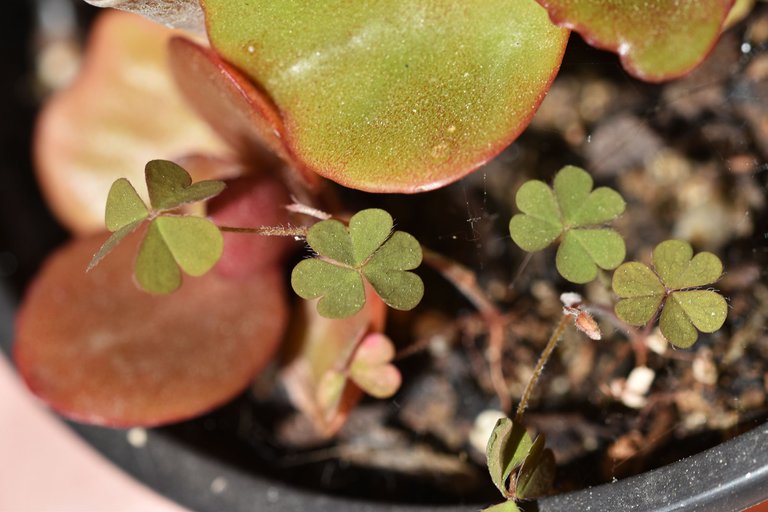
<box><xmin>421</xmin><ymin>247</ymin><xmax>511</xmax><ymax>412</ymax></box>
<box><xmin>515</xmin><ymin>313</ymin><xmax>570</xmax><ymax>423</ymax></box>
<box><xmin>218</xmin><ymin>225</ymin><xmax>308</xmax><ymax>237</ymax></box>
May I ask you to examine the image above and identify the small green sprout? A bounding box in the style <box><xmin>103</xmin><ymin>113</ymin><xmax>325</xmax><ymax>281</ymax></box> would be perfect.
<box><xmin>291</xmin><ymin>208</ymin><xmax>424</xmax><ymax>319</ymax></box>
<box><xmin>89</xmin><ymin>159</ymin><xmax>226</xmax><ymax>294</ymax></box>
<box><xmin>509</xmin><ymin>165</ymin><xmax>626</xmax><ymax>283</ymax></box>
<box><xmin>484</xmin><ymin>417</ymin><xmax>555</xmax><ymax>511</ymax></box>
<box><xmin>612</xmin><ymin>240</ymin><xmax>728</xmax><ymax>348</ymax></box>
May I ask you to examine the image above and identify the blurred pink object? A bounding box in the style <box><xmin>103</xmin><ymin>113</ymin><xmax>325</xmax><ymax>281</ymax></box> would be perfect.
<box><xmin>0</xmin><ymin>355</ymin><xmax>186</xmax><ymax>512</ymax></box>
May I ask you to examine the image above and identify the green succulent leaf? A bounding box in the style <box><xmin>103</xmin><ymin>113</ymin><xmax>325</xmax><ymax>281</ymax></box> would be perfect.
<box><xmin>514</xmin><ymin>434</ymin><xmax>555</xmax><ymax>500</ymax></box>
<box><xmin>536</xmin><ymin>0</ymin><xmax>733</xmax><ymax>82</ymax></box>
<box><xmin>613</xmin><ymin>240</ymin><xmax>727</xmax><ymax>348</ymax></box>
<box><xmin>509</xmin><ymin>165</ymin><xmax>625</xmax><ymax>284</ymax></box>
<box><xmin>481</xmin><ymin>502</ymin><xmax>521</xmax><ymax>512</ymax></box>
<box><xmin>105</xmin><ymin>178</ymin><xmax>149</xmax><ymax>232</ymax></box>
<box><xmin>145</xmin><ymin>159</ymin><xmax>226</xmax><ymax>211</ymax></box>
<box><xmin>486</xmin><ymin>418</ymin><xmax>534</xmax><ymax>498</ymax></box>
<box><xmin>201</xmin><ymin>0</ymin><xmax>568</xmax><ymax>192</ymax></box>
<box><xmin>134</xmin><ymin>216</ymin><xmax>223</xmax><ymax>294</ymax></box>
<box><xmin>291</xmin><ymin>209</ymin><xmax>423</xmax><ymax>318</ymax></box>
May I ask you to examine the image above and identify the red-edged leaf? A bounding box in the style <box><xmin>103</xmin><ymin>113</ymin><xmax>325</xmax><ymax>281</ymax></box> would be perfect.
<box><xmin>201</xmin><ymin>0</ymin><xmax>568</xmax><ymax>192</ymax></box>
<box><xmin>536</xmin><ymin>0</ymin><xmax>734</xmax><ymax>82</ymax></box>
<box><xmin>280</xmin><ymin>287</ymin><xmax>386</xmax><ymax>437</ymax></box>
<box><xmin>34</xmin><ymin>11</ymin><xmax>229</xmax><ymax>234</ymax></box>
<box><xmin>168</xmin><ymin>37</ymin><xmax>318</xmax><ymax>187</ymax></box>
<box><xmin>14</xmin><ymin>231</ymin><xmax>287</xmax><ymax>427</ymax></box>
<box><xmin>208</xmin><ymin>176</ymin><xmax>294</xmax><ymax>277</ymax></box>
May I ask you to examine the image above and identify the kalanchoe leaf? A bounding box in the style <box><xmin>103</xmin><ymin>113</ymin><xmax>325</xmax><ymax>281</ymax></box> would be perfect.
<box><xmin>146</xmin><ymin>159</ymin><xmax>226</xmax><ymax>211</ymax></box>
<box><xmin>201</xmin><ymin>0</ymin><xmax>568</xmax><ymax>192</ymax></box>
<box><xmin>348</xmin><ymin>333</ymin><xmax>402</xmax><ymax>399</ymax></box>
<box><xmin>613</xmin><ymin>240</ymin><xmax>727</xmax><ymax>348</ymax></box>
<box><xmin>291</xmin><ymin>209</ymin><xmax>423</xmax><ymax>318</ymax></box>
<box><xmin>34</xmin><ymin>11</ymin><xmax>228</xmax><ymax>233</ymax></box>
<box><xmin>535</xmin><ymin>0</ymin><xmax>734</xmax><ymax>82</ymax></box>
<box><xmin>105</xmin><ymin>178</ymin><xmax>149</xmax><ymax>232</ymax></box>
<box><xmin>14</xmin><ymin>231</ymin><xmax>288</xmax><ymax>427</ymax></box>
<box><xmin>509</xmin><ymin>165</ymin><xmax>626</xmax><ymax>283</ymax></box>
<box><xmin>514</xmin><ymin>434</ymin><xmax>556</xmax><ymax>499</ymax></box>
<box><xmin>83</xmin><ymin>0</ymin><xmax>205</xmax><ymax>32</ymax></box>
<box><xmin>486</xmin><ymin>418</ymin><xmax>534</xmax><ymax>498</ymax></box>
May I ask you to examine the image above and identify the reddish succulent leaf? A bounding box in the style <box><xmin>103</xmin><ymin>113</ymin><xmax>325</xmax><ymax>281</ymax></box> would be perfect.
<box><xmin>83</xmin><ymin>0</ymin><xmax>205</xmax><ymax>32</ymax></box>
<box><xmin>168</xmin><ymin>37</ymin><xmax>318</xmax><ymax>186</ymax></box>
<box><xmin>208</xmin><ymin>176</ymin><xmax>294</xmax><ymax>277</ymax></box>
<box><xmin>35</xmin><ymin>11</ymin><xmax>229</xmax><ymax>234</ymax></box>
<box><xmin>536</xmin><ymin>0</ymin><xmax>734</xmax><ymax>82</ymax></box>
<box><xmin>280</xmin><ymin>287</ymin><xmax>386</xmax><ymax>437</ymax></box>
<box><xmin>201</xmin><ymin>0</ymin><xmax>568</xmax><ymax>192</ymax></box>
<box><xmin>14</xmin><ymin>231</ymin><xmax>287</xmax><ymax>427</ymax></box>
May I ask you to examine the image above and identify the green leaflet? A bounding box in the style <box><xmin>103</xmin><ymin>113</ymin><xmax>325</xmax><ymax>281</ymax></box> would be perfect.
<box><xmin>613</xmin><ymin>240</ymin><xmax>727</xmax><ymax>348</ymax></box>
<box><xmin>89</xmin><ymin>160</ymin><xmax>226</xmax><ymax>293</ymax></box>
<box><xmin>509</xmin><ymin>165</ymin><xmax>626</xmax><ymax>283</ymax></box>
<box><xmin>291</xmin><ymin>209</ymin><xmax>423</xmax><ymax>318</ymax></box>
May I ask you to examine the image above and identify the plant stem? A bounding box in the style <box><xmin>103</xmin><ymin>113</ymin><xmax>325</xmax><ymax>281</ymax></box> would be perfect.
<box><xmin>218</xmin><ymin>225</ymin><xmax>308</xmax><ymax>237</ymax></box>
<box><xmin>421</xmin><ymin>247</ymin><xmax>511</xmax><ymax>412</ymax></box>
<box><xmin>515</xmin><ymin>313</ymin><xmax>570</xmax><ymax>423</ymax></box>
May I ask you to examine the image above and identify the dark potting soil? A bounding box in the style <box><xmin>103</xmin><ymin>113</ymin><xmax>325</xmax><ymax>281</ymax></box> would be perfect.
<box><xmin>4</xmin><ymin>1</ymin><xmax>768</xmax><ymax>507</ymax></box>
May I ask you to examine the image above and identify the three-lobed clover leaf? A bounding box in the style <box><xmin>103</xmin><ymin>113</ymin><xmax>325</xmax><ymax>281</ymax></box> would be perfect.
<box><xmin>291</xmin><ymin>208</ymin><xmax>423</xmax><ymax>319</ymax></box>
<box><xmin>89</xmin><ymin>160</ymin><xmax>226</xmax><ymax>294</ymax></box>
<box><xmin>509</xmin><ymin>165</ymin><xmax>626</xmax><ymax>284</ymax></box>
<box><xmin>486</xmin><ymin>417</ymin><xmax>555</xmax><ymax>500</ymax></box>
<box><xmin>613</xmin><ymin>240</ymin><xmax>727</xmax><ymax>348</ymax></box>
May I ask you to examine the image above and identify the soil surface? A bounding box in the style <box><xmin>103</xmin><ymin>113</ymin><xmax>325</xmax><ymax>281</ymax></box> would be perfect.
<box><xmin>4</xmin><ymin>2</ymin><xmax>768</xmax><ymax>508</ymax></box>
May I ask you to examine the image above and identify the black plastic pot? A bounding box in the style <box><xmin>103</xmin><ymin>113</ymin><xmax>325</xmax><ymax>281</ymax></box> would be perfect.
<box><xmin>1</xmin><ymin>281</ymin><xmax>767</xmax><ymax>512</ymax></box>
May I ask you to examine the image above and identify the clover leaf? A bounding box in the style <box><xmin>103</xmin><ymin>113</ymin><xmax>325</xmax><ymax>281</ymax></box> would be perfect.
<box><xmin>88</xmin><ymin>160</ymin><xmax>226</xmax><ymax>294</ymax></box>
<box><xmin>613</xmin><ymin>240</ymin><xmax>727</xmax><ymax>348</ymax></box>
<box><xmin>291</xmin><ymin>208</ymin><xmax>423</xmax><ymax>319</ymax></box>
<box><xmin>486</xmin><ymin>417</ymin><xmax>554</xmax><ymax>500</ymax></box>
<box><xmin>509</xmin><ymin>165</ymin><xmax>626</xmax><ymax>283</ymax></box>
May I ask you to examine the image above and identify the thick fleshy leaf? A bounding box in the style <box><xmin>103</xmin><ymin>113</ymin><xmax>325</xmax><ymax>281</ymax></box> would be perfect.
<box><xmin>660</xmin><ymin>291</ymin><xmax>728</xmax><ymax>348</ymax></box>
<box><xmin>349</xmin><ymin>333</ymin><xmax>402</xmax><ymax>399</ymax></box>
<box><xmin>105</xmin><ymin>178</ymin><xmax>149</xmax><ymax>232</ymax></box>
<box><xmin>83</xmin><ymin>0</ymin><xmax>205</xmax><ymax>32</ymax></box>
<box><xmin>14</xmin><ymin>231</ymin><xmax>287</xmax><ymax>426</ymax></box>
<box><xmin>291</xmin><ymin>259</ymin><xmax>366</xmax><ymax>319</ymax></box>
<box><xmin>536</xmin><ymin>0</ymin><xmax>733</xmax><ymax>82</ymax></box>
<box><xmin>34</xmin><ymin>11</ymin><xmax>229</xmax><ymax>234</ymax></box>
<box><xmin>652</xmin><ymin>240</ymin><xmax>723</xmax><ymax>290</ymax></box>
<box><xmin>556</xmin><ymin>229</ymin><xmax>625</xmax><ymax>284</ymax></box>
<box><xmin>553</xmin><ymin>166</ymin><xmax>625</xmax><ymax>227</ymax></box>
<box><xmin>145</xmin><ymin>160</ymin><xmax>226</xmax><ymax>211</ymax></box>
<box><xmin>508</xmin><ymin>181</ymin><xmax>562</xmax><ymax>252</ymax></box>
<box><xmin>281</xmin><ymin>289</ymin><xmax>387</xmax><ymax>437</ymax></box>
<box><xmin>207</xmin><ymin>176</ymin><xmax>293</xmax><ymax>277</ymax></box>
<box><xmin>486</xmin><ymin>418</ymin><xmax>533</xmax><ymax>498</ymax></box>
<box><xmin>363</xmin><ymin>232</ymin><xmax>424</xmax><ymax>310</ymax></box>
<box><xmin>202</xmin><ymin>0</ymin><xmax>568</xmax><ymax>192</ymax></box>
<box><xmin>167</xmin><ymin>37</ymin><xmax>318</xmax><ymax>186</ymax></box>
<box><xmin>514</xmin><ymin>434</ymin><xmax>555</xmax><ymax>499</ymax></box>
